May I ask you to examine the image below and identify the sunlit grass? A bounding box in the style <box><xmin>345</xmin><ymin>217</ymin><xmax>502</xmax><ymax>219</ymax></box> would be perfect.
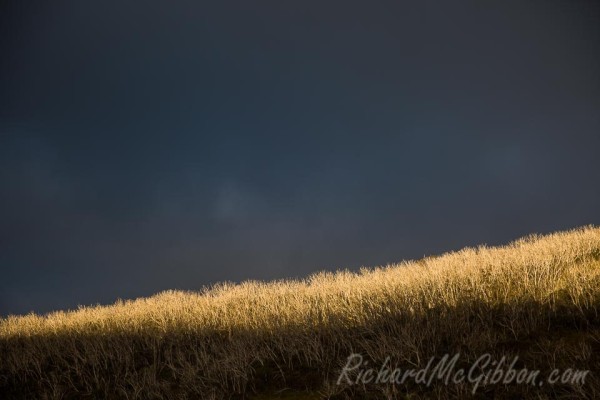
<box><xmin>1</xmin><ymin>226</ymin><xmax>599</xmax><ymax>399</ymax></box>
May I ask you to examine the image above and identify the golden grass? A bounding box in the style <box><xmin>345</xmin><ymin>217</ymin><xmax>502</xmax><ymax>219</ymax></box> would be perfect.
<box><xmin>1</xmin><ymin>226</ymin><xmax>599</xmax><ymax>399</ymax></box>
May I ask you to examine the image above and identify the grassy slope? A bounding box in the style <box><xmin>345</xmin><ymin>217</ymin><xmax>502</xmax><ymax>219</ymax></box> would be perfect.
<box><xmin>1</xmin><ymin>226</ymin><xmax>599</xmax><ymax>399</ymax></box>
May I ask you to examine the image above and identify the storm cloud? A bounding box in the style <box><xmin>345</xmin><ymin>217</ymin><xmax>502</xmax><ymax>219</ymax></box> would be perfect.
<box><xmin>1</xmin><ymin>0</ymin><xmax>599</xmax><ymax>315</ymax></box>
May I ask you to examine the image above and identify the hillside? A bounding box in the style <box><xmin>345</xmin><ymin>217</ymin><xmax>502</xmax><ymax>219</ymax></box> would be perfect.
<box><xmin>1</xmin><ymin>226</ymin><xmax>599</xmax><ymax>399</ymax></box>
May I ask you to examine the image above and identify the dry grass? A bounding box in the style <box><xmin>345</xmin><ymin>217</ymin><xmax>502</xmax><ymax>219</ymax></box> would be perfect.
<box><xmin>1</xmin><ymin>226</ymin><xmax>600</xmax><ymax>399</ymax></box>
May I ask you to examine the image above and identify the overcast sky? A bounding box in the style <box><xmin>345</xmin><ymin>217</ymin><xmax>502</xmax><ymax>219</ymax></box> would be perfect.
<box><xmin>1</xmin><ymin>0</ymin><xmax>599</xmax><ymax>315</ymax></box>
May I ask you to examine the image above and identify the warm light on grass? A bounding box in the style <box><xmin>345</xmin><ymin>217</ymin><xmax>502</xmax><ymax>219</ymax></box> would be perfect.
<box><xmin>1</xmin><ymin>226</ymin><xmax>599</xmax><ymax>399</ymax></box>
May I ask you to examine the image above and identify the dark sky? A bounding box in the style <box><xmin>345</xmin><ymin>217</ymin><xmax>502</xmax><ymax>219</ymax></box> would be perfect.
<box><xmin>1</xmin><ymin>0</ymin><xmax>599</xmax><ymax>316</ymax></box>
